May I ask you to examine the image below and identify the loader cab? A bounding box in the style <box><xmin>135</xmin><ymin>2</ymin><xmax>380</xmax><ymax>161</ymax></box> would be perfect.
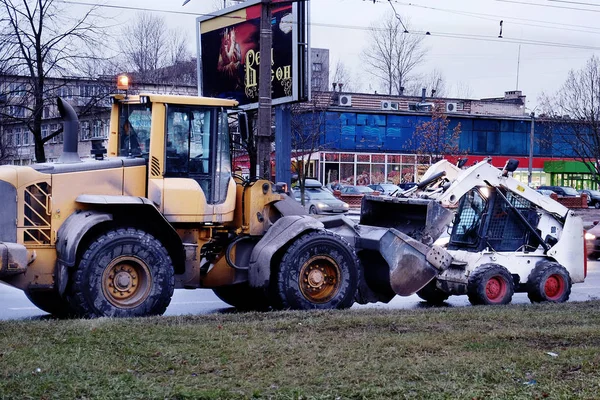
<box><xmin>110</xmin><ymin>94</ymin><xmax>239</xmax><ymax>223</ymax></box>
<box><xmin>449</xmin><ymin>187</ymin><xmax>541</xmax><ymax>253</ymax></box>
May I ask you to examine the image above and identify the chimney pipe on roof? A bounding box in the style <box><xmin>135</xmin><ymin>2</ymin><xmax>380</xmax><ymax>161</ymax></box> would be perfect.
<box><xmin>421</xmin><ymin>87</ymin><xmax>426</xmax><ymax>101</ymax></box>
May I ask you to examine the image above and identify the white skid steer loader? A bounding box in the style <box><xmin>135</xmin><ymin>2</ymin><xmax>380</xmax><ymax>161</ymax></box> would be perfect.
<box><xmin>354</xmin><ymin>158</ymin><xmax>586</xmax><ymax>305</ymax></box>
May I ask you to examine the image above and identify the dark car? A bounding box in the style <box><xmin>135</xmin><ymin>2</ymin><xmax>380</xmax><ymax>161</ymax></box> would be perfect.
<box><xmin>586</xmin><ymin>222</ymin><xmax>600</xmax><ymax>259</ymax></box>
<box><xmin>368</xmin><ymin>183</ymin><xmax>400</xmax><ymax>196</ymax></box>
<box><xmin>537</xmin><ymin>185</ymin><xmax>579</xmax><ymax>197</ymax></box>
<box><xmin>398</xmin><ymin>182</ymin><xmax>418</xmax><ymax>191</ymax></box>
<box><xmin>579</xmin><ymin>189</ymin><xmax>600</xmax><ymax>208</ymax></box>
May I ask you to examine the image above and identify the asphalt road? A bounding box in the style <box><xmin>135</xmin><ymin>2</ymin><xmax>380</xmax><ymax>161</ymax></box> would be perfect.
<box><xmin>1</xmin><ymin>261</ymin><xmax>598</xmax><ymax>321</ymax></box>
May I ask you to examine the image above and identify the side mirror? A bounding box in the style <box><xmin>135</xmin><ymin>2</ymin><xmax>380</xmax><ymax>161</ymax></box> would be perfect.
<box><xmin>238</xmin><ymin>111</ymin><xmax>249</xmax><ymax>144</ymax></box>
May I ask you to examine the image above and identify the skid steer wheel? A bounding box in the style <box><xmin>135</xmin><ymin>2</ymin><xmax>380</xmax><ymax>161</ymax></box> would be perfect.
<box><xmin>68</xmin><ymin>228</ymin><xmax>175</xmax><ymax>318</ymax></box>
<box><xmin>416</xmin><ymin>280</ymin><xmax>450</xmax><ymax>305</ymax></box>
<box><xmin>467</xmin><ymin>264</ymin><xmax>514</xmax><ymax>305</ymax></box>
<box><xmin>272</xmin><ymin>230</ymin><xmax>359</xmax><ymax>310</ymax></box>
<box><xmin>527</xmin><ymin>262</ymin><xmax>572</xmax><ymax>303</ymax></box>
<box><xmin>213</xmin><ymin>283</ymin><xmax>271</xmax><ymax>311</ymax></box>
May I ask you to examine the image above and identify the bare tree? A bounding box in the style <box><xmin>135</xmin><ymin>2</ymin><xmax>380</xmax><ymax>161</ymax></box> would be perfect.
<box><xmin>120</xmin><ymin>12</ymin><xmax>194</xmax><ymax>85</ymax></box>
<box><xmin>539</xmin><ymin>55</ymin><xmax>600</xmax><ymax>185</ymax></box>
<box><xmin>330</xmin><ymin>60</ymin><xmax>356</xmax><ymax>93</ymax></box>
<box><xmin>0</xmin><ymin>0</ymin><xmax>106</xmax><ymax>162</ymax></box>
<box><xmin>290</xmin><ymin>94</ymin><xmax>332</xmax><ymax>205</ymax></box>
<box><xmin>453</xmin><ymin>81</ymin><xmax>474</xmax><ymax>99</ymax></box>
<box><xmin>361</xmin><ymin>14</ymin><xmax>426</xmax><ymax>96</ymax></box>
<box><xmin>406</xmin><ymin>69</ymin><xmax>447</xmax><ymax>97</ymax></box>
<box><xmin>407</xmin><ymin>103</ymin><xmax>463</xmax><ymax>163</ymax></box>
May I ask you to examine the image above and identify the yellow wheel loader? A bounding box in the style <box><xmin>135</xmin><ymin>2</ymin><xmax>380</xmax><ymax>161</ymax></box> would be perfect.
<box><xmin>0</xmin><ymin>94</ymin><xmax>379</xmax><ymax>317</ymax></box>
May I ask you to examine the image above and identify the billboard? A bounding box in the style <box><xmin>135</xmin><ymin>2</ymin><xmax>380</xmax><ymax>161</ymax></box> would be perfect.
<box><xmin>197</xmin><ymin>0</ymin><xmax>307</xmax><ymax>108</ymax></box>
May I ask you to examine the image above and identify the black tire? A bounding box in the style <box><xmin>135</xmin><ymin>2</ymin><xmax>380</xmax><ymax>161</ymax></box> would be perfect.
<box><xmin>213</xmin><ymin>283</ymin><xmax>271</xmax><ymax>311</ymax></box>
<box><xmin>527</xmin><ymin>261</ymin><xmax>572</xmax><ymax>303</ymax></box>
<box><xmin>416</xmin><ymin>280</ymin><xmax>450</xmax><ymax>305</ymax></box>
<box><xmin>67</xmin><ymin>228</ymin><xmax>175</xmax><ymax>318</ymax></box>
<box><xmin>467</xmin><ymin>264</ymin><xmax>514</xmax><ymax>305</ymax></box>
<box><xmin>25</xmin><ymin>288</ymin><xmax>78</xmax><ymax>318</ymax></box>
<box><xmin>272</xmin><ymin>230</ymin><xmax>359</xmax><ymax>310</ymax></box>
<box><xmin>309</xmin><ymin>206</ymin><xmax>318</xmax><ymax>215</ymax></box>
<box><xmin>589</xmin><ymin>252</ymin><xmax>600</xmax><ymax>260</ymax></box>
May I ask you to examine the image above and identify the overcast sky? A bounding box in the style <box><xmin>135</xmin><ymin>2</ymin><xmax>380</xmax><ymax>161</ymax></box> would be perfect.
<box><xmin>71</xmin><ymin>0</ymin><xmax>600</xmax><ymax>108</ymax></box>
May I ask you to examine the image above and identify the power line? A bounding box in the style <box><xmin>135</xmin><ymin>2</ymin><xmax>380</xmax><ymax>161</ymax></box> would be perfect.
<box><xmin>57</xmin><ymin>0</ymin><xmax>600</xmax><ymax>52</ymax></box>
<box><xmin>56</xmin><ymin>0</ymin><xmax>242</xmax><ymax>19</ymax></box>
<box><xmin>495</xmin><ymin>0</ymin><xmax>600</xmax><ymax>13</ymax></box>
<box><xmin>548</xmin><ymin>0</ymin><xmax>600</xmax><ymax>7</ymax></box>
<box><xmin>392</xmin><ymin>0</ymin><xmax>600</xmax><ymax>34</ymax></box>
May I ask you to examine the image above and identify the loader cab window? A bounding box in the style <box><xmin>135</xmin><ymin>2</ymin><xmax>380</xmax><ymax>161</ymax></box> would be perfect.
<box><xmin>118</xmin><ymin>104</ymin><xmax>151</xmax><ymax>157</ymax></box>
<box><xmin>164</xmin><ymin>106</ymin><xmax>231</xmax><ymax>204</ymax></box>
<box><xmin>450</xmin><ymin>188</ymin><xmax>488</xmax><ymax>245</ymax></box>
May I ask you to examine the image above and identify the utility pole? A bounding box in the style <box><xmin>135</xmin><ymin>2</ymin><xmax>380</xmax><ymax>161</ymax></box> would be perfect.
<box><xmin>256</xmin><ymin>0</ymin><xmax>273</xmax><ymax>179</ymax></box>
<box><xmin>528</xmin><ymin>112</ymin><xmax>535</xmax><ymax>186</ymax></box>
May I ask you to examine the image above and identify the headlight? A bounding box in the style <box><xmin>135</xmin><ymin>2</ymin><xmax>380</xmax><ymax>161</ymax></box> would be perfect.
<box><xmin>342</xmin><ymin>202</ymin><xmax>349</xmax><ymax>208</ymax></box>
<box><xmin>317</xmin><ymin>203</ymin><xmax>328</xmax><ymax>208</ymax></box>
<box><xmin>585</xmin><ymin>232</ymin><xmax>596</xmax><ymax>240</ymax></box>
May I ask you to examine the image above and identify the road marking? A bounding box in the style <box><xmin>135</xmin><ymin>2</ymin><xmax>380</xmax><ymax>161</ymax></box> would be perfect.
<box><xmin>169</xmin><ymin>301</ymin><xmax>225</xmax><ymax>305</ymax></box>
<box><xmin>8</xmin><ymin>307</ymin><xmax>39</xmax><ymax>311</ymax></box>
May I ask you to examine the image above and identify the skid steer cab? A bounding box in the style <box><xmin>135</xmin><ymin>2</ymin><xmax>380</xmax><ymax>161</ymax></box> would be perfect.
<box><xmin>0</xmin><ymin>94</ymin><xmax>367</xmax><ymax>318</ymax></box>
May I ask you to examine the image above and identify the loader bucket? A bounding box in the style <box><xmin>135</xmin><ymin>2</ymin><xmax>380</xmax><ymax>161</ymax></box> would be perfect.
<box><xmin>360</xmin><ymin>195</ymin><xmax>454</xmax><ymax>245</ymax></box>
<box><xmin>379</xmin><ymin>229</ymin><xmax>450</xmax><ymax>296</ymax></box>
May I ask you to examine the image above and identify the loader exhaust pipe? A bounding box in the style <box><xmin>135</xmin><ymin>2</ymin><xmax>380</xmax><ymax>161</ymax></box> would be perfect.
<box><xmin>56</xmin><ymin>97</ymin><xmax>82</xmax><ymax>164</ymax></box>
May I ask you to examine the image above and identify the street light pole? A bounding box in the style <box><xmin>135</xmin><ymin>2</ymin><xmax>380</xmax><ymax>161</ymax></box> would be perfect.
<box><xmin>528</xmin><ymin>112</ymin><xmax>535</xmax><ymax>186</ymax></box>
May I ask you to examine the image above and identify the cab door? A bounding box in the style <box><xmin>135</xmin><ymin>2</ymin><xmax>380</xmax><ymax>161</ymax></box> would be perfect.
<box><xmin>158</xmin><ymin>105</ymin><xmax>235</xmax><ymax>223</ymax></box>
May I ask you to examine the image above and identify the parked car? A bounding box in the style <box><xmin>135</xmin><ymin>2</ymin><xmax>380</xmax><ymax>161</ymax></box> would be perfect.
<box><xmin>585</xmin><ymin>222</ymin><xmax>600</xmax><ymax>259</ymax></box>
<box><xmin>368</xmin><ymin>183</ymin><xmax>401</xmax><ymax>196</ymax></box>
<box><xmin>293</xmin><ymin>187</ymin><xmax>349</xmax><ymax>214</ymax></box>
<box><xmin>537</xmin><ymin>189</ymin><xmax>556</xmax><ymax>197</ymax></box>
<box><xmin>537</xmin><ymin>185</ymin><xmax>579</xmax><ymax>197</ymax></box>
<box><xmin>340</xmin><ymin>185</ymin><xmax>375</xmax><ymax>195</ymax></box>
<box><xmin>325</xmin><ymin>182</ymin><xmax>345</xmax><ymax>193</ymax></box>
<box><xmin>579</xmin><ymin>189</ymin><xmax>600</xmax><ymax>208</ymax></box>
<box><xmin>398</xmin><ymin>182</ymin><xmax>418</xmax><ymax>191</ymax></box>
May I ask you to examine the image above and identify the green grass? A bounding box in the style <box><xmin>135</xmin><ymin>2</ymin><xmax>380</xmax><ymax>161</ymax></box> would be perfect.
<box><xmin>2</xmin><ymin>302</ymin><xmax>600</xmax><ymax>399</ymax></box>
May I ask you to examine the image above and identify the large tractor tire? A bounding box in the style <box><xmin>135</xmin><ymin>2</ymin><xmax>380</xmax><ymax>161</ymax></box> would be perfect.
<box><xmin>25</xmin><ymin>288</ymin><xmax>78</xmax><ymax>318</ymax></box>
<box><xmin>467</xmin><ymin>264</ymin><xmax>514</xmax><ymax>305</ymax></box>
<box><xmin>272</xmin><ymin>230</ymin><xmax>359</xmax><ymax>310</ymax></box>
<box><xmin>213</xmin><ymin>283</ymin><xmax>271</xmax><ymax>311</ymax></box>
<box><xmin>68</xmin><ymin>228</ymin><xmax>175</xmax><ymax>318</ymax></box>
<box><xmin>416</xmin><ymin>280</ymin><xmax>450</xmax><ymax>305</ymax></box>
<box><xmin>527</xmin><ymin>262</ymin><xmax>572</xmax><ymax>303</ymax></box>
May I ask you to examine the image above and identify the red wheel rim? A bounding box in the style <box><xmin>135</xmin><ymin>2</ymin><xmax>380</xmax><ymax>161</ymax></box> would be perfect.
<box><xmin>544</xmin><ymin>274</ymin><xmax>565</xmax><ymax>300</ymax></box>
<box><xmin>485</xmin><ymin>276</ymin><xmax>507</xmax><ymax>303</ymax></box>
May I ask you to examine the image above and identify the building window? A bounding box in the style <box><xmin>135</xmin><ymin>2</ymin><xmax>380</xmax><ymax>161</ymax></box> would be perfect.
<box><xmin>92</xmin><ymin>120</ymin><xmax>104</xmax><ymax>139</ymax></box>
<box><xmin>22</xmin><ymin>130</ymin><xmax>29</xmax><ymax>146</ymax></box>
<box><xmin>312</xmin><ymin>63</ymin><xmax>322</xmax><ymax>72</ymax></box>
<box><xmin>58</xmin><ymin>86</ymin><xmax>74</xmax><ymax>99</ymax></box>
<box><xmin>41</xmin><ymin>125</ymin><xmax>48</xmax><ymax>139</ymax></box>
<box><xmin>80</xmin><ymin>121</ymin><xmax>91</xmax><ymax>140</ymax></box>
<box><xmin>9</xmin><ymin>105</ymin><xmax>25</xmax><ymax>118</ymax></box>
<box><xmin>50</xmin><ymin>124</ymin><xmax>59</xmax><ymax>144</ymax></box>
<box><xmin>14</xmin><ymin>128</ymin><xmax>21</xmax><ymax>146</ymax></box>
<box><xmin>311</xmin><ymin>77</ymin><xmax>322</xmax><ymax>89</ymax></box>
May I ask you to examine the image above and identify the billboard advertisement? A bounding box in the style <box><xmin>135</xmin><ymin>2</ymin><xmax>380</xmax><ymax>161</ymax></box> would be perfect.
<box><xmin>197</xmin><ymin>0</ymin><xmax>307</xmax><ymax>108</ymax></box>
